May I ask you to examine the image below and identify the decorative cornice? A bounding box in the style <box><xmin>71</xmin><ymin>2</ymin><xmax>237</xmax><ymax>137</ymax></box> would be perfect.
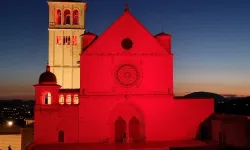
<box><xmin>48</xmin><ymin>28</ymin><xmax>85</xmax><ymax>31</ymax></box>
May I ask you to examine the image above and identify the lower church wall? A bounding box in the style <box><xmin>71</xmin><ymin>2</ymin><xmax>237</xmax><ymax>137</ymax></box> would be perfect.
<box><xmin>78</xmin><ymin>96</ymin><xmax>214</xmax><ymax>143</ymax></box>
<box><xmin>34</xmin><ymin>105</ymin><xmax>79</xmax><ymax>143</ymax></box>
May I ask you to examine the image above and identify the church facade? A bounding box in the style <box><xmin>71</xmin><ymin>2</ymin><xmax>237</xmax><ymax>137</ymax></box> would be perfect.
<box><xmin>29</xmin><ymin>1</ymin><xmax>214</xmax><ymax>149</ymax></box>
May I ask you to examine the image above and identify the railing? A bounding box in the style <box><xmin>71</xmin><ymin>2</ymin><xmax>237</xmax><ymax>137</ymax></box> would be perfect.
<box><xmin>48</xmin><ymin>22</ymin><xmax>84</xmax><ymax>29</ymax></box>
<box><xmin>99</xmin><ymin>138</ymin><xmax>110</xmax><ymax>144</ymax></box>
<box><xmin>122</xmin><ymin>136</ymin><xmax>147</xmax><ymax>143</ymax></box>
<box><xmin>120</xmin><ymin>147</ymin><xmax>169</xmax><ymax>150</ymax></box>
<box><xmin>99</xmin><ymin>136</ymin><xmax>146</xmax><ymax>144</ymax></box>
<box><xmin>49</xmin><ymin>22</ymin><xmax>55</xmax><ymax>27</ymax></box>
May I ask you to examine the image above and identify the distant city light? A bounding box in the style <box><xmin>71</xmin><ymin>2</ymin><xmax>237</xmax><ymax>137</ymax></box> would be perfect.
<box><xmin>7</xmin><ymin>121</ymin><xmax>13</xmax><ymax>126</ymax></box>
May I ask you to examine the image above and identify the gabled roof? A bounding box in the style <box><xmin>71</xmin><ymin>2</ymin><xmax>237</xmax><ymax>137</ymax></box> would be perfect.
<box><xmin>82</xmin><ymin>5</ymin><xmax>169</xmax><ymax>54</ymax></box>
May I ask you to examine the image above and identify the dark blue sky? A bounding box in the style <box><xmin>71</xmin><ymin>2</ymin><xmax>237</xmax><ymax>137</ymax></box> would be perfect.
<box><xmin>0</xmin><ymin>0</ymin><xmax>250</xmax><ymax>99</ymax></box>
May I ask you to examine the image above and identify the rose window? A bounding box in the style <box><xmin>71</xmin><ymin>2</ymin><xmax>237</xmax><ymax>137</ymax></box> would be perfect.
<box><xmin>116</xmin><ymin>64</ymin><xmax>140</xmax><ymax>87</ymax></box>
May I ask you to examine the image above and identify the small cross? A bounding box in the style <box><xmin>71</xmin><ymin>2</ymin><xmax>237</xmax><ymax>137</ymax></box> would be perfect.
<box><xmin>125</xmin><ymin>3</ymin><xmax>129</xmax><ymax>12</ymax></box>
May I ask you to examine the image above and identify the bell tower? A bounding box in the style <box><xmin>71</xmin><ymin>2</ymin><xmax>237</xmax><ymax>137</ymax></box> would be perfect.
<box><xmin>47</xmin><ymin>0</ymin><xmax>87</xmax><ymax>89</ymax></box>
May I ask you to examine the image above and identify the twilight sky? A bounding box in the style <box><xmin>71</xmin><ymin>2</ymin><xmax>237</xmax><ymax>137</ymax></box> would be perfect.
<box><xmin>0</xmin><ymin>0</ymin><xmax>250</xmax><ymax>99</ymax></box>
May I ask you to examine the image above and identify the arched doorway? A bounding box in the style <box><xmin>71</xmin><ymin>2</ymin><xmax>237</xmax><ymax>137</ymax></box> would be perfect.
<box><xmin>115</xmin><ymin>116</ymin><xmax>126</xmax><ymax>143</ymax></box>
<box><xmin>58</xmin><ymin>130</ymin><xmax>64</xmax><ymax>142</ymax></box>
<box><xmin>129</xmin><ymin>116</ymin><xmax>140</xmax><ymax>142</ymax></box>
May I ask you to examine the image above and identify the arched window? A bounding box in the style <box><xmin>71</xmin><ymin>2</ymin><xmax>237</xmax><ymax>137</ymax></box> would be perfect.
<box><xmin>73</xmin><ymin>95</ymin><xmax>79</xmax><ymax>104</ymax></box>
<box><xmin>56</xmin><ymin>36</ymin><xmax>62</xmax><ymax>45</ymax></box>
<box><xmin>66</xmin><ymin>95</ymin><xmax>71</xmax><ymax>105</ymax></box>
<box><xmin>64</xmin><ymin>9</ymin><xmax>71</xmax><ymax>25</ymax></box>
<box><xmin>55</xmin><ymin>9</ymin><xmax>61</xmax><ymax>25</ymax></box>
<box><xmin>59</xmin><ymin>95</ymin><xmax>64</xmax><ymax>105</ymax></box>
<box><xmin>58</xmin><ymin>130</ymin><xmax>64</xmax><ymax>142</ymax></box>
<box><xmin>44</xmin><ymin>93</ymin><xmax>51</xmax><ymax>105</ymax></box>
<box><xmin>63</xmin><ymin>36</ymin><xmax>71</xmax><ymax>45</ymax></box>
<box><xmin>72</xmin><ymin>36</ymin><xmax>77</xmax><ymax>45</ymax></box>
<box><xmin>73</xmin><ymin>9</ymin><xmax>79</xmax><ymax>25</ymax></box>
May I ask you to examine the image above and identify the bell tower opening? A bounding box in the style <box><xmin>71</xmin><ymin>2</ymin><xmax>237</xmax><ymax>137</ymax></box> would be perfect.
<box><xmin>55</xmin><ymin>9</ymin><xmax>61</xmax><ymax>25</ymax></box>
<box><xmin>64</xmin><ymin>9</ymin><xmax>71</xmax><ymax>25</ymax></box>
<box><xmin>73</xmin><ymin>9</ymin><xmax>79</xmax><ymax>25</ymax></box>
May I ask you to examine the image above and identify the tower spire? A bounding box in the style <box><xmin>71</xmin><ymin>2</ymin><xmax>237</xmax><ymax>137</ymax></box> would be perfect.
<box><xmin>124</xmin><ymin>3</ymin><xmax>129</xmax><ymax>12</ymax></box>
<box><xmin>46</xmin><ymin>63</ymin><xmax>50</xmax><ymax>72</ymax></box>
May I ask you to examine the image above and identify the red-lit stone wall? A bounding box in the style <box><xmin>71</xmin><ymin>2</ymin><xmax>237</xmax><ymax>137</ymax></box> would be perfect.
<box><xmin>80</xmin><ymin>55</ymin><xmax>173</xmax><ymax>94</ymax></box>
<box><xmin>172</xmin><ymin>99</ymin><xmax>214</xmax><ymax>139</ymax></box>
<box><xmin>34</xmin><ymin>104</ymin><xmax>79</xmax><ymax>143</ymax></box>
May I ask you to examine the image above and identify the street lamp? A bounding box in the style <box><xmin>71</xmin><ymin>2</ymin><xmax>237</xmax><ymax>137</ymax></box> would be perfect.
<box><xmin>7</xmin><ymin>121</ymin><xmax>13</xmax><ymax>127</ymax></box>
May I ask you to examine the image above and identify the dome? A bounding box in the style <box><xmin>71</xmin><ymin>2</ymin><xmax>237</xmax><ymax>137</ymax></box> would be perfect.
<box><xmin>81</xmin><ymin>32</ymin><xmax>98</xmax><ymax>52</ymax></box>
<box><xmin>38</xmin><ymin>65</ymin><xmax>57</xmax><ymax>84</ymax></box>
<box><xmin>154</xmin><ymin>32</ymin><xmax>172</xmax><ymax>52</ymax></box>
<box><xmin>81</xmin><ymin>32</ymin><xmax>97</xmax><ymax>37</ymax></box>
<box><xmin>155</xmin><ymin>32</ymin><xmax>171</xmax><ymax>37</ymax></box>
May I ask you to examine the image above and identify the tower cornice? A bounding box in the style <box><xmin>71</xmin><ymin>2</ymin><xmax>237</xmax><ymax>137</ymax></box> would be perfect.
<box><xmin>47</xmin><ymin>1</ymin><xmax>87</xmax><ymax>4</ymax></box>
<box><xmin>48</xmin><ymin>28</ymin><xmax>85</xmax><ymax>31</ymax></box>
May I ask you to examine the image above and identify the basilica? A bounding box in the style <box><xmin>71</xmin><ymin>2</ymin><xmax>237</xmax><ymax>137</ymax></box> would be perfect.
<box><xmin>28</xmin><ymin>0</ymin><xmax>214</xmax><ymax>149</ymax></box>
